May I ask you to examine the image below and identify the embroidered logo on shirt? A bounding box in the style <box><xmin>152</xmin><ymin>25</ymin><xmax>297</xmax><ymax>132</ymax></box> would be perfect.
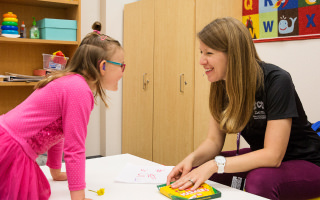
<box><xmin>253</xmin><ymin>101</ymin><xmax>266</xmax><ymax>120</ymax></box>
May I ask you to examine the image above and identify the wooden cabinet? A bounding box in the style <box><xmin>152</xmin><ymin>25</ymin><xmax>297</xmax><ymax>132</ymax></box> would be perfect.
<box><xmin>123</xmin><ymin>0</ymin><xmax>241</xmax><ymax>166</ymax></box>
<box><xmin>152</xmin><ymin>0</ymin><xmax>195</xmax><ymax>165</ymax></box>
<box><xmin>123</xmin><ymin>0</ymin><xmax>194</xmax><ymax>166</ymax></box>
<box><xmin>122</xmin><ymin>0</ymin><xmax>154</xmax><ymax>161</ymax></box>
<box><xmin>0</xmin><ymin>0</ymin><xmax>81</xmax><ymax>114</ymax></box>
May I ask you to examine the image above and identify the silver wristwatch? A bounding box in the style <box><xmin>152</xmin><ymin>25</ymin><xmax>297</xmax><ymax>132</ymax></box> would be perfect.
<box><xmin>214</xmin><ymin>155</ymin><xmax>226</xmax><ymax>174</ymax></box>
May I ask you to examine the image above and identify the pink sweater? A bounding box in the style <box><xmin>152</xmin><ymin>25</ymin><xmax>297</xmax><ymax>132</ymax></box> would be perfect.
<box><xmin>0</xmin><ymin>74</ymin><xmax>94</xmax><ymax>191</ymax></box>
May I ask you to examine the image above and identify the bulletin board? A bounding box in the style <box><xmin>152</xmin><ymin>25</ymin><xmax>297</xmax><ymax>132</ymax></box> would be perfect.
<box><xmin>242</xmin><ymin>0</ymin><xmax>320</xmax><ymax>42</ymax></box>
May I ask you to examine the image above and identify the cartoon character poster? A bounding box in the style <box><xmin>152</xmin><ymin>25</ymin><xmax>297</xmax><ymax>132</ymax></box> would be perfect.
<box><xmin>242</xmin><ymin>0</ymin><xmax>320</xmax><ymax>42</ymax></box>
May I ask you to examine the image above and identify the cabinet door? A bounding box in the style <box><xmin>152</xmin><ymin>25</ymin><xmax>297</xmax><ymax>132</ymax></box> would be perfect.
<box><xmin>122</xmin><ymin>0</ymin><xmax>154</xmax><ymax>161</ymax></box>
<box><xmin>153</xmin><ymin>0</ymin><xmax>195</xmax><ymax>165</ymax></box>
<box><xmin>194</xmin><ymin>0</ymin><xmax>242</xmax><ymax>151</ymax></box>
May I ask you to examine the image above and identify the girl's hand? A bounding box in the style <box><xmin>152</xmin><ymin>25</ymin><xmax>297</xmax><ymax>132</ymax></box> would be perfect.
<box><xmin>70</xmin><ymin>190</ymin><xmax>92</xmax><ymax>200</ymax></box>
<box><xmin>166</xmin><ymin>155</ymin><xmax>194</xmax><ymax>185</ymax></box>
<box><xmin>170</xmin><ymin>159</ymin><xmax>217</xmax><ymax>191</ymax></box>
<box><xmin>50</xmin><ymin>168</ymin><xmax>67</xmax><ymax>181</ymax></box>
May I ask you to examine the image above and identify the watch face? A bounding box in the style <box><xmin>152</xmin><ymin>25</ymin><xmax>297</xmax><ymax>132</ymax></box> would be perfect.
<box><xmin>215</xmin><ymin>156</ymin><xmax>226</xmax><ymax>163</ymax></box>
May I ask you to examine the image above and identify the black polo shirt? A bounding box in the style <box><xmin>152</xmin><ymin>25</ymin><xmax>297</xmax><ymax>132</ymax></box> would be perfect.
<box><xmin>241</xmin><ymin>62</ymin><xmax>320</xmax><ymax>167</ymax></box>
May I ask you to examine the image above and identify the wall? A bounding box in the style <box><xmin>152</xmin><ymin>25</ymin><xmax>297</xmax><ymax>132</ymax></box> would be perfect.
<box><xmin>240</xmin><ymin>39</ymin><xmax>320</xmax><ymax>149</ymax></box>
<box><xmin>255</xmin><ymin>39</ymin><xmax>320</xmax><ymax>123</ymax></box>
<box><xmin>82</xmin><ymin>0</ymin><xmax>101</xmax><ymax>157</ymax></box>
<box><xmin>83</xmin><ymin>0</ymin><xmax>139</xmax><ymax>157</ymax></box>
<box><xmin>100</xmin><ymin>0</ymin><xmax>139</xmax><ymax>156</ymax></box>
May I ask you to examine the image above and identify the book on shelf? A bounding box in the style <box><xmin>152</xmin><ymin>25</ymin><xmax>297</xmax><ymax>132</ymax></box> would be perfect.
<box><xmin>0</xmin><ymin>72</ymin><xmax>44</xmax><ymax>82</ymax></box>
<box><xmin>0</xmin><ymin>75</ymin><xmax>10</xmax><ymax>82</ymax></box>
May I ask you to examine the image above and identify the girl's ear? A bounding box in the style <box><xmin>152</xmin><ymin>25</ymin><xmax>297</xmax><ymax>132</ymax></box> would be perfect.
<box><xmin>99</xmin><ymin>60</ymin><xmax>106</xmax><ymax>75</ymax></box>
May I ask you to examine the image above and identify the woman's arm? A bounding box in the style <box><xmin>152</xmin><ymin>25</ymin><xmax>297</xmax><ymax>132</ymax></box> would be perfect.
<box><xmin>167</xmin><ymin>116</ymin><xmax>225</xmax><ymax>185</ymax></box>
<box><xmin>223</xmin><ymin>118</ymin><xmax>292</xmax><ymax>173</ymax></box>
<box><xmin>172</xmin><ymin>118</ymin><xmax>292</xmax><ymax>190</ymax></box>
<box><xmin>191</xmin><ymin>116</ymin><xmax>226</xmax><ymax>167</ymax></box>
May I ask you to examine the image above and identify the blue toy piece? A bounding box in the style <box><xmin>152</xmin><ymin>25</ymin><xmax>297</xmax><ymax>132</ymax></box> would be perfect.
<box><xmin>2</xmin><ymin>30</ymin><xmax>19</xmax><ymax>35</ymax></box>
<box><xmin>1</xmin><ymin>25</ymin><xmax>18</xmax><ymax>31</ymax></box>
<box><xmin>311</xmin><ymin>121</ymin><xmax>320</xmax><ymax>136</ymax></box>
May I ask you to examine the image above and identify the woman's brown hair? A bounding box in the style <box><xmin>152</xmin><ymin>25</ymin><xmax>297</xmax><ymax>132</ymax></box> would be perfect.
<box><xmin>198</xmin><ymin>17</ymin><xmax>263</xmax><ymax>133</ymax></box>
<box><xmin>35</xmin><ymin>21</ymin><xmax>121</xmax><ymax>107</ymax></box>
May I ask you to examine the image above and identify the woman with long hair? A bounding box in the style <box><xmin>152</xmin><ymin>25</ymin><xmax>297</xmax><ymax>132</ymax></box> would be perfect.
<box><xmin>167</xmin><ymin>17</ymin><xmax>320</xmax><ymax>200</ymax></box>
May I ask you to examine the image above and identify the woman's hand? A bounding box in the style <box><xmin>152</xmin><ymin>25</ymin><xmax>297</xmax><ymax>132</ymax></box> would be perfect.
<box><xmin>50</xmin><ymin>168</ymin><xmax>67</xmax><ymax>181</ymax></box>
<box><xmin>166</xmin><ymin>154</ymin><xmax>195</xmax><ymax>186</ymax></box>
<box><xmin>170</xmin><ymin>159</ymin><xmax>217</xmax><ymax>191</ymax></box>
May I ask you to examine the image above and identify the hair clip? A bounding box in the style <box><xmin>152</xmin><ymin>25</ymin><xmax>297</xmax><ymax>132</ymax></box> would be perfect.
<box><xmin>100</xmin><ymin>35</ymin><xmax>109</xmax><ymax>41</ymax></box>
<box><xmin>93</xmin><ymin>30</ymin><xmax>101</xmax><ymax>34</ymax></box>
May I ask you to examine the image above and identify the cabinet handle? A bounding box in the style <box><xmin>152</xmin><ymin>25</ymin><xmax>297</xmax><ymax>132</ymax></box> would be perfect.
<box><xmin>180</xmin><ymin>74</ymin><xmax>185</xmax><ymax>93</ymax></box>
<box><xmin>143</xmin><ymin>73</ymin><xmax>149</xmax><ymax>90</ymax></box>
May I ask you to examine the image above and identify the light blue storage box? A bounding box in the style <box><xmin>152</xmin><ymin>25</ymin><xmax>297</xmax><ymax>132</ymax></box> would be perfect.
<box><xmin>37</xmin><ymin>18</ymin><xmax>77</xmax><ymax>41</ymax></box>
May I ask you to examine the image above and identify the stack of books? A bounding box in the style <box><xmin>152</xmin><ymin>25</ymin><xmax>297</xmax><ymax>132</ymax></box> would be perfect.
<box><xmin>0</xmin><ymin>72</ymin><xmax>44</xmax><ymax>82</ymax></box>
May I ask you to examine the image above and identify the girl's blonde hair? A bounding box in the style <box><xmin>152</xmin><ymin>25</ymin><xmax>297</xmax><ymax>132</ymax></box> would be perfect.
<box><xmin>198</xmin><ymin>17</ymin><xmax>263</xmax><ymax>133</ymax></box>
<box><xmin>35</xmin><ymin>21</ymin><xmax>121</xmax><ymax>107</ymax></box>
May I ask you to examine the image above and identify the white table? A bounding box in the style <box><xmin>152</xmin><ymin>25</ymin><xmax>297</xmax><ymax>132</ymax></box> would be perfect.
<box><xmin>40</xmin><ymin>154</ymin><xmax>268</xmax><ymax>200</ymax></box>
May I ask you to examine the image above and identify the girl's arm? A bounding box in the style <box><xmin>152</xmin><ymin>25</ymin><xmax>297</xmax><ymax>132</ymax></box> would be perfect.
<box><xmin>70</xmin><ymin>190</ymin><xmax>92</xmax><ymax>200</ymax></box>
<box><xmin>47</xmin><ymin>140</ymin><xmax>67</xmax><ymax>181</ymax></box>
<box><xmin>50</xmin><ymin>168</ymin><xmax>67</xmax><ymax>181</ymax></box>
<box><xmin>60</xmin><ymin>77</ymin><xmax>94</xmax><ymax>192</ymax></box>
<box><xmin>47</xmin><ymin>140</ymin><xmax>64</xmax><ymax>171</ymax></box>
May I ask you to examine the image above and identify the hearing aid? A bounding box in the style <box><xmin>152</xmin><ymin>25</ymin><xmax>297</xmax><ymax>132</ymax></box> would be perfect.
<box><xmin>103</xmin><ymin>64</ymin><xmax>106</xmax><ymax>70</ymax></box>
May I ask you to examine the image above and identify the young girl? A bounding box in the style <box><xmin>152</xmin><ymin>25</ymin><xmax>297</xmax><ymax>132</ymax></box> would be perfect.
<box><xmin>0</xmin><ymin>22</ymin><xmax>125</xmax><ymax>200</ymax></box>
<box><xmin>167</xmin><ymin>17</ymin><xmax>320</xmax><ymax>200</ymax></box>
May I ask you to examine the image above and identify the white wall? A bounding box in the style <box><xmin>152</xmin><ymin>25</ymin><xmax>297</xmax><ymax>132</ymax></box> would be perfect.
<box><xmin>82</xmin><ymin>0</ymin><xmax>101</xmax><ymax>157</ymax></box>
<box><xmin>83</xmin><ymin>0</ymin><xmax>138</xmax><ymax>157</ymax></box>
<box><xmin>240</xmin><ymin>39</ymin><xmax>320</xmax><ymax>149</ymax></box>
<box><xmin>100</xmin><ymin>0</ymin><xmax>139</xmax><ymax>156</ymax></box>
<box><xmin>255</xmin><ymin>39</ymin><xmax>320</xmax><ymax>123</ymax></box>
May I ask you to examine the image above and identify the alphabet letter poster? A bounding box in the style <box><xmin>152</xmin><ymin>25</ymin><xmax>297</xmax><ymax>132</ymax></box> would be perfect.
<box><xmin>242</xmin><ymin>0</ymin><xmax>320</xmax><ymax>42</ymax></box>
